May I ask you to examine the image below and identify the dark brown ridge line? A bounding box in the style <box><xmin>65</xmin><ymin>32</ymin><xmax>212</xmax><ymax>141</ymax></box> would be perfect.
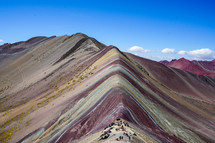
<box><xmin>53</xmin><ymin>36</ymin><xmax>106</xmax><ymax>65</ymax></box>
<box><xmin>54</xmin><ymin>37</ymin><xmax>89</xmax><ymax>65</ymax></box>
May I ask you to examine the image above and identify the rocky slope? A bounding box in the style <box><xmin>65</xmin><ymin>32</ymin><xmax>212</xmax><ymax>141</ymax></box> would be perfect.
<box><xmin>0</xmin><ymin>33</ymin><xmax>215</xmax><ymax>143</ymax></box>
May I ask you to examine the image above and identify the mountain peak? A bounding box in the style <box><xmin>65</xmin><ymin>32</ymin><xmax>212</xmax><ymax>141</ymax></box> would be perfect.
<box><xmin>161</xmin><ymin>57</ymin><xmax>215</xmax><ymax>78</ymax></box>
<box><xmin>177</xmin><ymin>57</ymin><xmax>190</xmax><ymax>62</ymax></box>
<box><xmin>72</xmin><ymin>32</ymin><xmax>89</xmax><ymax>38</ymax></box>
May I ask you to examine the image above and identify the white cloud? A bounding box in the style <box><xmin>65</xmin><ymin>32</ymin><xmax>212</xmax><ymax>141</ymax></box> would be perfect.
<box><xmin>0</xmin><ymin>40</ymin><xmax>3</xmax><ymax>43</ymax></box>
<box><xmin>176</xmin><ymin>48</ymin><xmax>215</xmax><ymax>60</ymax></box>
<box><xmin>128</xmin><ymin>46</ymin><xmax>151</xmax><ymax>53</ymax></box>
<box><xmin>177</xmin><ymin>50</ymin><xmax>186</xmax><ymax>55</ymax></box>
<box><xmin>161</xmin><ymin>48</ymin><xmax>175</xmax><ymax>54</ymax></box>
<box><xmin>187</xmin><ymin>48</ymin><xmax>215</xmax><ymax>59</ymax></box>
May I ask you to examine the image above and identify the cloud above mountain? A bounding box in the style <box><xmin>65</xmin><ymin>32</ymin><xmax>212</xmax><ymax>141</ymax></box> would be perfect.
<box><xmin>128</xmin><ymin>46</ymin><xmax>151</xmax><ymax>53</ymax></box>
<box><xmin>160</xmin><ymin>48</ymin><xmax>215</xmax><ymax>60</ymax></box>
<box><xmin>161</xmin><ymin>48</ymin><xmax>175</xmax><ymax>54</ymax></box>
<box><xmin>127</xmin><ymin>45</ymin><xmax>215</xmax><ymax>61</ymax></box>
<box><xmin>0</xmin><ymin>40</ymin><xmax>4</xmax><ymax>43</ymax></box>
<box><xmin>177</xmin><ymin>50</ymin><xmax>186</xmax><ymax>55</ymax></box>
<box><xmin>177</xmin><ymin>48</ymin><xmax>215</xmax><ymax>59</ymax></box>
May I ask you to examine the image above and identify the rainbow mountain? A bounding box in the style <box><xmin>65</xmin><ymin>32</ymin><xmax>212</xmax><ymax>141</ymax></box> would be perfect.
<box><xmin>0</xmin><ymin>33</ymin><xmax>215</xmax><ymax>143</ymax></box>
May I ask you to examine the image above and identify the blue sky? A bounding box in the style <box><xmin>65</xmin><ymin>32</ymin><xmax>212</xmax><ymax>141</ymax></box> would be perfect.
<box><xmin>0</xmin><ymin>0</ymin><xmax>215</xmax><ymax>61</ymax></box>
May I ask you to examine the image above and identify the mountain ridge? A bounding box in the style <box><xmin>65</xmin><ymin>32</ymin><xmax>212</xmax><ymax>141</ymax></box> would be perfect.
<box><xmin>0</xmin><ymin>34</ymin><xmax>215</xmax><ymax>143</ymax></box>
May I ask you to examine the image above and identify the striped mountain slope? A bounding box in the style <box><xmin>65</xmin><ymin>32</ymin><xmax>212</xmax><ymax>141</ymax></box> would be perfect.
<box><xmin>0</xmin><ymin>34</ymin><xmax>215</xmax><ymax>143</ymax></box>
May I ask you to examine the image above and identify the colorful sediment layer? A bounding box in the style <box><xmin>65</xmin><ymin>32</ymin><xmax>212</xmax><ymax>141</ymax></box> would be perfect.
<box><xmin>0</xmin><ymin>34</ymin><xmax>215</xmax><ymax>143</ymax></box>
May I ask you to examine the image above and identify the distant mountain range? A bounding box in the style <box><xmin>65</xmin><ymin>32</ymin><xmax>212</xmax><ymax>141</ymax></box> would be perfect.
<box><xmin>0</xmin><ymin>33</ymin><xmax>215</xmax><ymax>143</ymax></box>
<box><xmin>160</xmin><ymin>58</ymin><xmax>215</xmax><ymax>78</ymax></box>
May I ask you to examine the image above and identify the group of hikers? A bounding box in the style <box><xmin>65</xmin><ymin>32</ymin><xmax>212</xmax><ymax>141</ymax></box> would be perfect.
<box><xmin>98</xmin><ymin>118</ymin><xmax>136</xmax><ymax>141</ymax></box>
